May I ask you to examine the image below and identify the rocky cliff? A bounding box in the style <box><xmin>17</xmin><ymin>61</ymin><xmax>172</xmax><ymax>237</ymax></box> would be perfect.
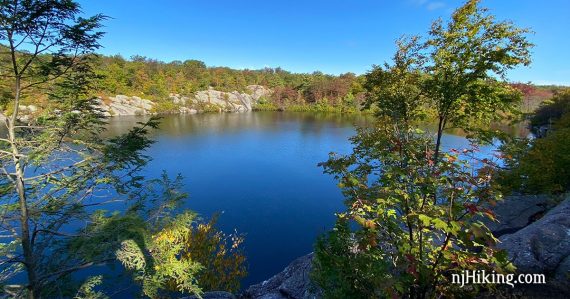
<box><xmin>96</xmin><ymin>85</ymin><xmax>271</xmax><ymax>116</ymax></box>
<box><xmin>4</xmin><ymin>85</ymin><xmax>271</xmax><ymax>120</ymax></box>
<box><xmin>95</xmin><ymin>95</ymin><xmax>155</xmax><ymax>116</ymax></box>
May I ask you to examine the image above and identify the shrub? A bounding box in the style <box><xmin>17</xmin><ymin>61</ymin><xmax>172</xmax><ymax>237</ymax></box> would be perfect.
<box><xmin>151</xmin><ymin>98</ymin><xmax>180</xmax><ymax>114</ymax></box>
<box><xmin>312</xmin><ymin>220</ymin><xmax>390</xmax><ymax>299</ymax></box>
<box><xmin>116</xmin><ymin>212</ymin><xmax>204</xmax><ymax>298</ymax></box>
<box><xmin>313</xmin><ymin>126</ymin><xmax>512</xmax><ymax>298</ymax></box>
<box><xmin>497</xmin><ymin>127</ymin><xmax>570</xmax><ymax>194</ymax></box>
<box><xmin>71</xmin><ymin>173</ymin><xmax>247</xmax><ymax>297</ymax></box>
<box><xmin>113</xmin><ymin>212</ymin><xmax>247</xmax><ymax>297</ymax></box>
<box><xmin>252</xmin><ymin>100</ymin><xmax>279</xmax><ymax>111</ymax></box>
<box><xmin>193</xmin><ymin>101</ymin><xmax>222</xmax><ymax>113</ymax></box>
<box><xmin>498</xmin><ymin>93</ymin><xmax>570</xmax><ymax>194</ymax></box>
<box><xmin>181</xmin><ymin>214</ymin><xmax>247</xmax><ymax>293</ymax></box>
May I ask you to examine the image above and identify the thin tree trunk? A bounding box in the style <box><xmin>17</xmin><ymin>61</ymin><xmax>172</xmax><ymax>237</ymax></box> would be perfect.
<box><xmin>433</xmin><ymin>115</ymin><xmax>445</xmax><ymax>164</ymax></box>
<box><xmin>432</xmin><ymin>115</ymin><xmax>446</xmax><ymax>205</ymax></box>
<box><xmin>9</xmin><ymin>76</ymin><xmax>37</xmax><ymax>299</ymax></box>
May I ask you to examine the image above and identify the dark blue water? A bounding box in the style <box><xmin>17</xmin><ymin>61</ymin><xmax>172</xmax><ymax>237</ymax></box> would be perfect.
<box><xmin>104</xmin><ymin>112</ymin><xmax>513</xmax><ymax>288</ymax></box>
<box><xmin>106</xmin><ymin>112</ymin><xmax>373</xmax><ymax>288</ymax></box>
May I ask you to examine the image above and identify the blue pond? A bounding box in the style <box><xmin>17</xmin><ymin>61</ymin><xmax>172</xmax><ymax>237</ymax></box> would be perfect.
<box><xmin>103</xmin><ymin>111</ymin><xmax>517</xmax><ymax>288</ymax></box>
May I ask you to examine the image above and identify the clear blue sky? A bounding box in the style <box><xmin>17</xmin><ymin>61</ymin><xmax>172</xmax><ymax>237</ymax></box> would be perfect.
<box><xmin>79</xmin><ymin>0</ymin><xmax>570</xmax><ymax>85</ymax></box>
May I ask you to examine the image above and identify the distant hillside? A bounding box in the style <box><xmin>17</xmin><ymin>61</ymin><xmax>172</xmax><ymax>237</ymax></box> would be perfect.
<box><xmin>511</xmin><ymin>83</ymin><xmax>568</xmax><ymax>113</ymax></box>
<box><xmin>89</xmin><ymin>55</ymin><xmax>367</xmax><ymax>110</ymax></box>
<box><xmin>1</xmin><ymin>48</ymin><xmax>567</xmax><ymax>116</ymax></box>
<box><xmin>88</xmin><ymin>55</ymin><xmax>569</xmax><ymax>113</ymax></box>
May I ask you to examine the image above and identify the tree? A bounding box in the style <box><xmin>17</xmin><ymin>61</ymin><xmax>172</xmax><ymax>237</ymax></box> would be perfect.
<box><xmin>1</xmin><ymin>2</ymin><xmax>250</xmax><ymax>297</ymax></box>
<box><xmin>314</xmin><ymin>0</ymin><xmax>532</xmax><ymax>297</ymax></box>
<box><xmin>364</xmin><ymin>0</ymin><xmax>533</xmax><ymax>161</ymax></box>
<box><xmin>423</xmin><ymin>0</ymin><xmax>532</xmax><ymax>160</ymax></box>
<box><xmin>0</xmin><ymin>1</ymin><xmax>156</xmax><ymax>297</ymax></box>
<box><xmin>364</xmin><ymin>36</ymin><xmax>426</xmax><ymax>127</ymax></box>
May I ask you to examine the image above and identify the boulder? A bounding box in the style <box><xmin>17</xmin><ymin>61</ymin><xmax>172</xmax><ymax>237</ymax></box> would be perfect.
<box><xmin>244</xmin><ymin>253</ymin><xmax>321</xmax><ymax>299</ymax></box>
<box><xmin>498</xmin><ymin>196</ymin><xmax>570</xmax><ymax>293</ymax></box>
<box><xmin>170</xmin><ymin>93</ymin><xmax>189</xmax><ymax>105</ymax></box>
<box><xmin>193</xmin><ymin>88</ymin><xmax>251</xmax><ymax>112</ymax></box>
<box><xmin>27</xmin><ymin>105</ymin><xmax>38</xmax><ymax>112</ymax></box>
<box><xmin>18</xmin><ymin>114</ymin><xmax>30</xmax><ymax>123</ymax></box>
<box><xmin>95</xmin><ymin>95</ymin><xmax>155</xmax><ymax>116</ymax></box>
<box><xmin>484</xmin><ymin>194</ymin><xmax>552</xmax><ymax>237</ymax></box>
<box><xmin>17</xmin><ymin>105</ymin><xmax>39</xmax><ymax>113</ymax></box>
<box><xmin>93</xmin><ymin>98</ymin><xmax>112</xmax><ymax>117</ymax></box>
<box><xmin>131</xmin><ymin>96</ymin><xmax>154</xmax><ymax>110</ymax></box>
<box><xmin>109</xmin><ymin>102</ymin><xmax>142</xmax><ymax>115</ymax></box>
<box><xmin>246</xmin><ymin>85</ymin><xmax>272</xmax><ymax>101</ymax></box>
<box><xmin>192</xmin><ymin>86</ymin><xmax>271</xmax><ymax>112</ymax></box>
<box><xmin>230</xmin><ymin>91</ymin><xmax>252</xmax><ymax>111</ymax></box>
<box><xmin>13</xmin><ymin>105</ymin><xmax>37</xmax><ymax>122</ymax></box>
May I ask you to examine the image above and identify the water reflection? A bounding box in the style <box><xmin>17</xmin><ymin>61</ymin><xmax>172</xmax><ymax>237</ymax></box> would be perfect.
<box><xmin>103</xmin><ymin>112</ymin><xmax>377</xmax><ymax>138</ymax></box>
<box><xmin>104</xmin><ymin>112</ymin><xmax>528</xmax><ymax>141</ymax></box>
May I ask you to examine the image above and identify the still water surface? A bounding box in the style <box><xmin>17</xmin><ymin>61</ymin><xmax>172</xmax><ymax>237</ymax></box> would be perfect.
<box><xmin>105</xmin><ymin>111</ymin><xmax>524</xmax><ymax>288</ymax></box>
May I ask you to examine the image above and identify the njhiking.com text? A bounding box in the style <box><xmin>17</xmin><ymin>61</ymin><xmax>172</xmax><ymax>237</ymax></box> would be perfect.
<box><xmin>452</xmin><ymin>270</ymin><xmax>546</xmax><ymax>288</ymax></box>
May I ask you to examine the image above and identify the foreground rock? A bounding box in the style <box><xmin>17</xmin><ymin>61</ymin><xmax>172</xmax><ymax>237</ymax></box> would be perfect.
<box><xmin>484</xmin><ymin>194</ymin><xmax>554</xmax><ymax>237</ymax></box>
<box><xmin>243</xmin><ymin>253</ymin><xmax>321</xmax><ymax>299</ymax></box>
<box><xmin>498</xmin><ymin>196</ymin><xmax>570</xmax><ymax>294</ymax></box>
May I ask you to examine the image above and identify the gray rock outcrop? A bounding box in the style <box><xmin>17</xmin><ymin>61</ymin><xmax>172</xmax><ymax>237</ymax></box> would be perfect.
<box><xmin>179</xmin><ymin>106</ymin><xmax>198</xmax><ymax>114</ymax></box>
<box><xmin>243</xmin><ymin>253</ymin><xmax>321</xmax><ymax>299</ymax></box>
<box><xmin>8</xmin><ymin>105</ymin><xmax>39</xmax><ymax>122</ymax></box>
<box><xmin>193</xmin><ymin>85</ymin><xmax>270</xmax><ymax>112</ymax></box>
<box><xmin>170</xmin><ymin>94</ymin><xmax>189</xmax><ymax>106</ymax></box>
<box><xmin>484</xmin><ymin>194</ymin><xmax>553</xmax><ymax>237</ymax></box>
<box><xmin>498</xmin><ymin>196</ymin><xmax>570</xmax><ymax>292</ymax></box>
<box><xmin>93</xmin><ymin>85</ymin><xmax>272</xmax><ymax>116</ymax></box>
<box><xmin>194</xmin><ymin>88</ymin><xmax>248</xmax><ymax>112</ymax></box>
<box><xmin>246</xmin><ymin>85</ymin><xmax>272</xmax><ymax>101</ymax></box>
<box><xmin>20</xmin><ymin>105</ymin><xmax>38</xmax><ymax>113</ymax></box>
<box><xmin>95</xmin><ymin>95</ymin><xmax>155</xmax><ymax>116</ymax></box>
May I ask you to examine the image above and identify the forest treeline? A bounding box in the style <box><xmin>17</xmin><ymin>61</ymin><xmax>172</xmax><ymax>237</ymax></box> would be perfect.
<box><xmin>91</xmin><ymin>55</ymin><xmax>366</xmax><ymax>107</ymax></box>
<box><xmin>1</xmin><ymin>45</ymin><xmax>566</xmax><ymax>114</ymax></box>
<box><xmin>91</xmin><ymin>54</ymin><xmax>566</xmax><ymax>113</ymax></box>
